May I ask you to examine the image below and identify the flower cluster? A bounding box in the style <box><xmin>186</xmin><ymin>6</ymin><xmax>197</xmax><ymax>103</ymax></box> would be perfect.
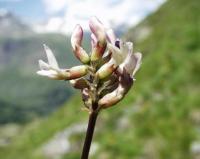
<box><xmin>37</xmin><ymin>17</ymin><xmax>142</xmax><ymax>112</ymax></box>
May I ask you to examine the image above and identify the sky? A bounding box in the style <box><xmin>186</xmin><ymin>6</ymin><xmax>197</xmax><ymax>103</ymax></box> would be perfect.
<box><xmin>0</xmin><ymin>0</ymin><xmax>165</xmax><ymax>34</ymax></box>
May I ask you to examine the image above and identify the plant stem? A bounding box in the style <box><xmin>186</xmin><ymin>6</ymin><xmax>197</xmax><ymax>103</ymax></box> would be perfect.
<box><xmin>81</xmin><ymin>111</ymin><xmax>98</xmax><ymax>159</ymax></box>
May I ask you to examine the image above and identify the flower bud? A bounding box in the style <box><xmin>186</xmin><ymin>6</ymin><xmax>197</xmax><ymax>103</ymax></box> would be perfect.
<box><xmin>91</xmin><ymin>41</ymin><xmax>107</xmax><ymax>61</ymax></box>
<box><xmin>96</xmin><ymin>59</ymin><xmax>116</xmax><ymax>79</ymax></box>
<box><xmin>69</xmin><ymin>78</ymin><xmax>88</xmax><ymax>89</ymax></box>
<box><xmin>82</xmin><ymin>88</ymin><xmax>92</xmax><ymax>108</ymax></box>
<box><xmin>98</xmin><ymin>51</ymin><xmax>112</xmax><ymax>67</ymax></box>
<box><xmin>71</xmin><ymin>25</ymin><xmax>90</xmax><ymax>64</ymax></box>
<box><xmin>98</xmin><ymin>91</ymin><xmax>123</xmax><ymax>109</ymax></box>
<box><xmin>37</xmin><ymin>65</ymin><xmax>88</xmax><ymax>81</ymax></box>
<box><xmin>89</xmin><ymin>17</ymin><xmax>106</xmax><ymax>43</ymax></box>
<box><xmin>98</xmin><ymin>69</ymin><xmax>133</xmax><ymax>108</ymax></box>
<box><xmin>98</xmin><ymin>82</ymin><xmax>126</xmax><ymax>109</ymax></box>
<box><xmin>89</xmin><ymin>17</ymin><xmax>107</xmax><ymax>61</ymax></box>
<box><xmin>66</xmin><ymin>65</ymin><xmax>88</xmax><ymax>79</ymax></box>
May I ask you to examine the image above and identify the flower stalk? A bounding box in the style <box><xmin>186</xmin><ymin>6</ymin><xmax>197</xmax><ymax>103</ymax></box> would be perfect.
<box><xmin>81</xmin><ymin>110</ymin><xmax>98</xmax><ymax>159</ymax></box>
<box><xmin>37</xmin><ymin>16</ymin><xmax>142</xmax><ymax>159</ymax></box>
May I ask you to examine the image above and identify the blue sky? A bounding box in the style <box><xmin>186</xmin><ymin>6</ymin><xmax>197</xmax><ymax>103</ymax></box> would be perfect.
<box><xmin>0</xmin><ymin>0</ymin><xmax>165</xmax><ymax>34</ymax></box>
<box><xmin>0</xmin><ymin>0</ymin><xmax>48</xmax><ymax>22</ymax></box>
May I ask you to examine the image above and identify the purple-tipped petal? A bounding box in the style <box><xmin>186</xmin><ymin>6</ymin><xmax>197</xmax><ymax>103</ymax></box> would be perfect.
<box><xmin>89</xmin><ymin>17</ymin><xmax>105</xmax><ymax>41</ymax></box>
<box><xmin>91</xmin><ymin>33</ymin><xmax>97</xmax><ymax>48</ymax></box>
<box><xmin>71</xmin><ymin>24</ymin><xmax>83</xmax><ymax>50</ymax></box>
<box><xmin>89</xmin><ymin>17</ymin><xmax>107</xmax><ymax>61</ymax></box>
<box><xmin>71</xmin><ymin>25</ymin><xmax>90</xmax><ymax>64</ymax></box>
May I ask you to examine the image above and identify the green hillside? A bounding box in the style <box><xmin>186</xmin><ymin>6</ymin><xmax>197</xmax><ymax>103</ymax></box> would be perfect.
<box><xmin>0</xmin><ymin>0</ymin><xmax>199</xmax><ymax>158</ymax></box>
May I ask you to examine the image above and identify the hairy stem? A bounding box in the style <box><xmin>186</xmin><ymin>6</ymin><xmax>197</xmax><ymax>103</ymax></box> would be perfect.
<box><xmin>81</xmin><ymin>110</ymin><xmax>98</xmax><ymax>159</ymax></box>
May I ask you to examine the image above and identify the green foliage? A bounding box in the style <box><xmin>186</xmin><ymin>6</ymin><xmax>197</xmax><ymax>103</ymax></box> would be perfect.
<box><xmin>0</xmin><ymin>0</ymin><xmax>199</xmax><ymax>158</ymax></box>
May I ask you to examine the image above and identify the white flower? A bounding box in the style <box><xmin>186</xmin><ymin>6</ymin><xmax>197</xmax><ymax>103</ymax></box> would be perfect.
<box><xmin>97</xmin><ymin>39</ymin><xmax>142</xmax><ymax>79</ymax></box>
<box><xmin>37</xmin><ymin>44</ymin><xmax>88</xmax><ymax>80</ymax></box>
<box><xmin>119</xmin><ymin>52</ymin><xmax>142</xmax><ymax>77</ymax></box>
<box><xmin>109</xmin><ymin>40</ymin><xmax>142</xmax><ymax>77</ymax></box>
<box><xmin>106</xmin><ymin>28</ymin><xmax>116</xmax><ymax>44</ymax></box>
<box><xmin>37</xmin><ymin>44</ymin><xmax>63</xmax><ymax>79</ymax></box>
<box><xmin>108</xmin><ymin>41</ymin><xmax>132</xmax><ymax>65</ymax></box>
<box><xmin>98</xmin><ymin>66</ymin><xmax>134</xmax><ymax>108</ymax></box>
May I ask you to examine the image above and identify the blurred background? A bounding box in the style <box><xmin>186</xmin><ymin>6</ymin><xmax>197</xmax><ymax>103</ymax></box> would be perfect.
<box><xmin>0</xmin><ymin>0</ymin><xmax>199</xmax><ymax>158</ymax></box>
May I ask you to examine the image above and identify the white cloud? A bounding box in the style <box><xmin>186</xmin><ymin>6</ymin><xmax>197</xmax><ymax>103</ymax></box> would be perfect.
<box><xmin>37</xmin><ymin>0</ymin><xmax>165</xmax><ymax>34</ymax></box>
<box><xmin>42</xmin><ymin>0</ymin><xmax>68</xmax><ymax>14</ymax></box>
<box><xmin>34</xmin><ymin>17</ymin><xmax>65</xmax><ymax>33</ymax></box>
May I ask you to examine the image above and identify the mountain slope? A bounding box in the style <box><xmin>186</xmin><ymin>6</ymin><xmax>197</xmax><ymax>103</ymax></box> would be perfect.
<box><xmin>0</xmin><ymin>12</ymin><xmax>82</xmax><ymax>123</ymax></box>
<box><xmin>0</xmin><ymin>0</ymin><xmax>199</xmax><ymax>158</ymax></box>
<box><xmin>0</xmin><ymin>32</ymin><xmax>80</xmax><ymax>123</ymax></box>
<box><xmin>0</xmin><ymin>11</ymin><xmax>32</xmax><ymax>37</ymax></box>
